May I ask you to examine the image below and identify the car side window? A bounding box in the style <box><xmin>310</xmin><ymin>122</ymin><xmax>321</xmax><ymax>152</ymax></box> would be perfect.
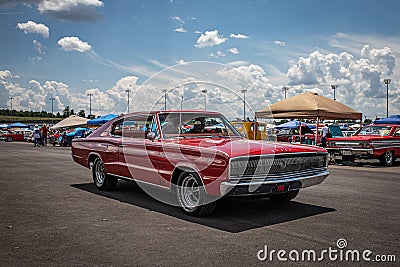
<box><xmin>110</xmin><ymin>120</ymin><xmax>124</xmax><ymax>137</ymax></box>
<box><xmin>121</xmin><ymin>115</ymin><xmax>155</xmax><ymax>139</ymax></box>
<box><xmin>395</xmin><ymin>128</ymin><xmax>400</xmax><ymax>137</ymax></box>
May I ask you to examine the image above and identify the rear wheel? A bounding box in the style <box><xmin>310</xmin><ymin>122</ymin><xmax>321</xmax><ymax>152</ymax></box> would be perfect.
<box><xmin>176</xmin><ymin>172</ymin><xmax>216</xmax><ymax>216</ymax></box>
<box><xmin>92</xmin><ymin>157</ymin><xmax>118</xmax><ymax>190</ymax></box>
<box><xmin>380</xmin><ymin>151</ymin><xmax>394</xmax><ymax>167</ymax></box>
<box><xmin>269</xmin><ymin>190</ymin><xmax>299</xmax><ymax>202</ymax></box>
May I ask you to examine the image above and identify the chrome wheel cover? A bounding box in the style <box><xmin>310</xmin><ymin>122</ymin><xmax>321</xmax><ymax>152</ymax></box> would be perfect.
<box><xmin>180</xmin><ymin>174</ymin><xmax>200</xmax><ymax>210</ymax></box>
<box><xmin>94</xmin><ymin>160</ymin><xmax>106</xmax><ymax>186</ymax></box>
<box><xmin>385</xmin><ymin>151</ymin><xmax>393</xmax><ymax>165</ymax></box>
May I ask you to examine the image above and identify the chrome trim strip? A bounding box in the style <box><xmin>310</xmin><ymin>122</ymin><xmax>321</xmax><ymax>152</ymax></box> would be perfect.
<box><xmin>107</xmin><ymin>173</ymin><xmax>170</xmax><ymax>190</ymax></box>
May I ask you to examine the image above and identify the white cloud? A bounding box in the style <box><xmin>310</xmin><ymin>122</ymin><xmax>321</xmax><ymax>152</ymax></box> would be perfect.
<box><xmin>230</xmin><ymin>33</ymin><xmax>250</xmax><ymax>39</ymax></box>
<box><xmin>3</xmin><ymin>0</ymin><xmax>104</xmax><ymax>22</ymax></box>
<box><xmin>195</xmin><ymin>30</ymin><xmax>227</xmax><ymax>48</ymax></box>
<box><xmin>57</xmin><ymin>36</ymin><xmax>92</xmax><ymax>52</ymax></box>
<box><xmin>274</xmin><ymin>40</ymin><xmax>286</xmax><ymax>47</ymax></box>
<box><xmin>209</xmin><ymin>50</ymin><xmax>226</xmax><ymax>58</ymax></box>
<box><xmin>16</xmin><ymin>20</ymin><xmax>49</xmax><ymax>38</ymax></box>
<box><xmin>37</xmin><ymin>0</ymin><xmax>104</xmax><ymax>12</ymax></box>
<box><xmin>171</xmin><ymin>15</ymin><xmax>184</xmax><ymax>24</ymax></box>
<box><xmin>173</xmin><ymin>27</ymin><xmax>187</xmax><ymax>33</ymax></box>
<box><xmin>33</xmin><ymin>40</ymin><xmax>45</xmax><ymax>54</ymax></box>
<box><xmin>286</xmin><ymin>45</ymin><xmax>399</xmax><ymax>117</ymax></box>
<box><xmin>228</xmin><ymin>47</ymin><xmax>240</xmax><ymax>54</ymax></box>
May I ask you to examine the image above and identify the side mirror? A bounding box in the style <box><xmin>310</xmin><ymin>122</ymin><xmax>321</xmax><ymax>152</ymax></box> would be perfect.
<box><xmin>147</xmin><ymin>132</ymin><xmax>156</xmax><ymax>140</ymax></box>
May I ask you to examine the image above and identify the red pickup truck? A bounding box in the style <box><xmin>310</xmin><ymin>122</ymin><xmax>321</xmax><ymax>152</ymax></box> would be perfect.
<box><xmin>327</xmin><ymin>124</ymin><xmax>400</xmax><ymax>166</ymax></box>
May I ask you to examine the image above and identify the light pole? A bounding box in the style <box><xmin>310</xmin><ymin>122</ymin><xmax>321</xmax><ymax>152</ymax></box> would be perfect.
<box><xmin>331</xmin><ymin>85</ymin><xmax>338</xmax><ymax>101</ymax></box>
<box><xmin>87</xmin><ymin>93</ymin><xmax>93</xmax><ymax>118</ymax></box>
<box><xmin>201</xmin><ymin>89</ymin><xmax>208</xmax><ymax>111</ymax></box>
<box><xmin>125</xmin><ymin>89</ymin><xmax>131</xmax><ymax>114</ymax></box>
<box><xmin>241</xmin><ymin>89</ymin><xmax>247</xmax><ymax>121</ymax></box>
<box><xmin>181</xmin><ymin>95</ymin><xmax>184</xmax><ymax>110</ymax></box>
<box><xmin>49</xmin><ymin>97</ymin><xmax>56</xmax><ymax>124</ymax></box>
<box><xmin>162</xmin><ymin>89</ymin><xmax>167</xmax><ymax>110</ymax></box>
<box><xmin>384</xmin><ymin>79</ymin><xmax>391</xmax><ymax>118</ymax></box>
<box><xmin>10</xmin><ymin>96</ymin><xmax>13</xmax><ymax>116</ymax></box>
<box><xmin>282</xmin><ymin>86</ymin><xmax>289</xmax><ymax>99</ymax></box>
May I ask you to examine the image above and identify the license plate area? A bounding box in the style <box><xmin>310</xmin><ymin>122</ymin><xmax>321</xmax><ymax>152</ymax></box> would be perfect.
<box><xmin>341</xmin><ymin>150</ymin><xmax>352</xmax><ymax>156</ymax></box>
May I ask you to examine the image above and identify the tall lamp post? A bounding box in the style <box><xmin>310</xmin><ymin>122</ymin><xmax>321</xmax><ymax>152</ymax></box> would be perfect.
<box><xmin>181</xmin><ymin>95</ymin><xmax>184</xmax><ymax>110</ymax></box>
<box><xmin>49</xmin><ymin>97</ymin><xmax>56</xmax><ymax>124</ymax></box>
<box><xmin>87</xmin><ymin>93</ymin><xmax>93</xmax><ymax>118</ymax></box>
<box><xmin>10</xmin><ymin>96</ymin><xmax>13</xmax><ymax>116</ymax></box>
<box><xmin>331</xmin><ymin>85</ymin><xmax>338</xmax><ymax>101</ymax></box>
<box><xmin>162</xmin><ymin>89</ymin><xmax>167</xmax><ymax>110</ymax></box>
<box><xmin>241</xmin><ymin>89</ymin><xmax>247</xmax><ymax>121</ymax></box>
<box><xmin>384</xmin><ymin>79</ymin><xmax>391</xmax><ymax>118</ymax></box>
<box><xmin>282</xmin><ymin>86</ymin><xmax>289</xmax><ymax>99</ymax></box>
<box><xmin>125</xmin><ymin>89</ymin><xmax>131</xmax><ymax>114</ymax></box>
<box><xmin>201</xmin><ymin>89</ymin><xmax>208</xmax><ymax>111</ymax></box>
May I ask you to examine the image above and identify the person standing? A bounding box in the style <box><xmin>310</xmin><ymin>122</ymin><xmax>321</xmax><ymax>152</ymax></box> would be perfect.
<box><xmin>41</xmin><ymin>123</ymin><xmax>48</xmax><ymax>146</ymax></box>
<box><xmin>321</xmin><ymin>124</ymin><xmax>329</xmax><ymax>148</ymax></box>
<box><xmin>33</xmin><ymin>125</ymin><xmax>41</xmax><ymax>147</ymax></box>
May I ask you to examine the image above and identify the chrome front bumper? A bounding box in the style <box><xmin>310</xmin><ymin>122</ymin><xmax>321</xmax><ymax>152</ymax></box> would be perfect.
<box><xmin>326</xmin><ymin>148</ymin><xmax>373</xmax><ymax>156</ymax></box>
<box><xmin>220</xmin><ymin>170</ymin><xmax>329</xmax><ymax>196</ymax></box>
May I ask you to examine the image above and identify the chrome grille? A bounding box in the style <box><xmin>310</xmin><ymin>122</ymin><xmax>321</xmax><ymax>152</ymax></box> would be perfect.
<box><xmin>229</xmin><ymin>153</ymin><xmax>327</xmax><ymax>182</ymax></box>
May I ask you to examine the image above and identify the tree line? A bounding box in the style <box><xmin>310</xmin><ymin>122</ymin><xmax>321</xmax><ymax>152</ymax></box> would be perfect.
<box><xmin>0</xmin><ymin>106</ymin><xmax>90</xmax><ymax>118</ymax></box>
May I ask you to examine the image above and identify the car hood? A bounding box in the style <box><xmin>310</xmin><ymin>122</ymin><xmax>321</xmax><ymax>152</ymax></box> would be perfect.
<box><xmin>165</xmin><ymin>138</ymin><xmax>327</xmax><ymax>158</ymax></box>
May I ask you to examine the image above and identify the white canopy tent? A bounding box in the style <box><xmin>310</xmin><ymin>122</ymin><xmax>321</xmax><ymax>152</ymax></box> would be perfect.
<box><xmin>51</xmin><ymin>115</ymin><xmax>88</xmax><ymax>130</ymax></box>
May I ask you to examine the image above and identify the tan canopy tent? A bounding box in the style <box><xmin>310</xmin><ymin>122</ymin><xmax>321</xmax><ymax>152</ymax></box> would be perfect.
<box><xmin>51</xmin><ymin>115</ymin><xmax>88</xmax><ymax>130</ymax></box>
<box><xmin>256</xmin><ymin>92</ymin><xmax>362</xmax><ymax>120</ymax></box>
<box><xmin>255</xmin><ymin>92</ymin><xmax>363</xmax><ymax>144</ymax></box>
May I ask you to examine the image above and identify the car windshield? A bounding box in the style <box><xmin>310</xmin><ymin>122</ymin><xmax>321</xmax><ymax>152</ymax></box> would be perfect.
<box><xmin>158</xmin><ymin>112</ymin><xmax>242</xmax><ymax>139</ymax></box>
<box><xmin>357</xmin><ymin>126</ymin><xmax>391</xmax><ymax>136</ymax></box>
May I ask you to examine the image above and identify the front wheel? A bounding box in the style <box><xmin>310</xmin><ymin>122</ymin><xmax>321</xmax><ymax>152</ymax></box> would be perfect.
<box><xmin>176</xmin><ymin>172</ymin><xmax>216</xmax><ymax>216</ymax></box>
<box><xmin>269</xmin><ymin>190</ymin><xmax>299</xmax><ymax>202</ymax></box>
<box><xmin>380</xmin><ymin>151</ymin><xmax>394</xmax><ymax>167</ymax></box>
<box><xmin>92</xmin><ymin>157</ymin><xmax>118</xmax><ymax>190</ymax></box>
<box><xmin>6</xmin><ymin>136</ymin><xmax>13</xmax><ymax>142</ymax></box>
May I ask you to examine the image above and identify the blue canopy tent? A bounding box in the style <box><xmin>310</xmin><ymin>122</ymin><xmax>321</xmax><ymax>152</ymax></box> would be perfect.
<box><xmin>0</xmin><ymin>124</ymin><xmax>8</xmax><ymax>128</ymax></box>
<box><xmin>374</xmin><ymin>115</ymin><xmax>400</xmax><ymax>125</ymax></box>
<box><xmin>87</xmin><ymin>114</ymin><xmax>118</xmax><ymax>125</ymax></box>
<box><xmin>7</xmin><ymin>122</ymin><xmax>29</xmax><ymax>128</ymax></box>
<box><xmin>276</xmin><ymin>120</ymin><xmax>316</xmax><ymax>129</ymax></box>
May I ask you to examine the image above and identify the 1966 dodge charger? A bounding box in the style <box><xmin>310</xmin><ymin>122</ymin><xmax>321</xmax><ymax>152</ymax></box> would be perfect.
<box><xmin>71</xmin><ymin>111</ymin><xmax>329</xmax><ymax>216</ymax></box>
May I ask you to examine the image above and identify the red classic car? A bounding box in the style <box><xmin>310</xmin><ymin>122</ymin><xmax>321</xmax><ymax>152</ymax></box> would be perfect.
<box><xmin>71</xmin><ymin>111</ymin><xmax>329</xmax><ymax>216</ymax></box>
<box><xmin>327</xmin><ymin>124</ymin><xmax>400</xmax><ymax>166</ymax></box>
<box><xmin>276</xmin><ymin>126</ymin><xmax>322</xmax><ymax>145</ymax></box>
<box><xmin>0</xmin><ymin>129</ymin><xmax>25</xmax><ymax>142</ymax></box>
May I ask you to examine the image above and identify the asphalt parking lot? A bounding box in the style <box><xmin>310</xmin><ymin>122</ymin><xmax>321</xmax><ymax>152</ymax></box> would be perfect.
<box><xmin>0</xmin><ymin>142</ymin><xmax>399</xmax><ymax>266</ymax></box>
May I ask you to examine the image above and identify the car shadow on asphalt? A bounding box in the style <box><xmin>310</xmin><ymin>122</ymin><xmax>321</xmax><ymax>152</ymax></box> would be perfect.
<box><xmin>71</xmin><ymin>180</ymin><xmax>335</xmax><ymax>233</ymax></box>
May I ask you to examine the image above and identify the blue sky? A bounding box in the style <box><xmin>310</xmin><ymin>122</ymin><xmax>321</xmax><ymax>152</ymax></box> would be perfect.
<box><xmin>1</xmin><ymin>0</ymin><xmax>399</xmax><ymax>119</ymax></box>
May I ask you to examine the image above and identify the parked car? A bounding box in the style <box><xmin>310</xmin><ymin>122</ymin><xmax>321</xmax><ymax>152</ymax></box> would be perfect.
<box><xmin>71</xmin><ymin>111</ymin><xmax>329</xmax><ymax>216</ymax></box>
<box><xmin>327</xmin><ymin>124</ymin><xmax>400</xmax><ymax>166</ymax></box>
<box><xmin>276</xmin><ymin>126</ymin><xmax>322</xmax><ymax>145</ymax></box>
<box><xmin>0</xmin><ymin>129</ymin><xmax>25</xmax><ymax>142</ymax></box>
<box><xmin>19</xmin><ymin>129</ymin><xmax>33</xmax><ymax>141</ymax></box>
<box><xmin>231</xmin><ymin>121</ymin><xmax>269</xmax><ymax>140</ymax></box>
